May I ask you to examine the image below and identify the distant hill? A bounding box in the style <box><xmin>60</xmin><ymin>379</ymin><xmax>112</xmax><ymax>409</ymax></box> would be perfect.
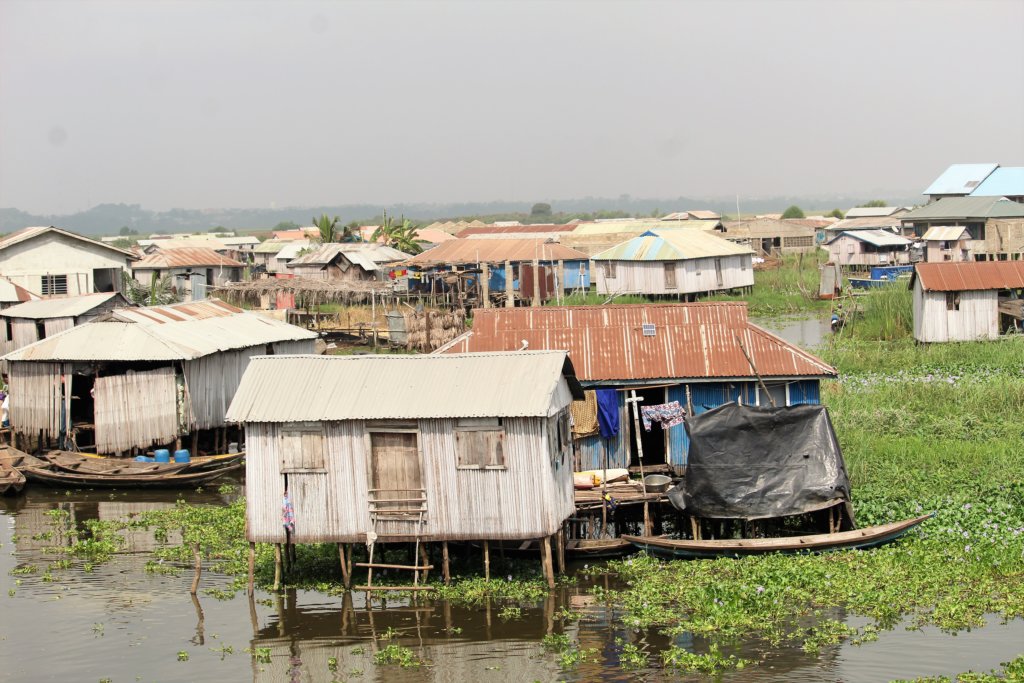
<box><xmin>0</xmin><ymin>195</ymin><xmax>921</xmax><ymax>236</ymax></box>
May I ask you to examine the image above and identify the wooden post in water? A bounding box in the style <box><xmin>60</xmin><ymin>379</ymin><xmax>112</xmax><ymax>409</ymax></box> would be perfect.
<box><xmin>248</xmin><ymin>542</ymin><xmax>256</xmax><ymax>595</ymax></box>
<box><xmin>483</xmin><ymin>540</ymin><xmax>490</xmax><ymax>581</ymax></box>
<box><xmin>338</xmin><ymin>543</ymin><xmax>351</xmax><ymax>590</ymax></box>
<box><xmin>540</xmin><ymin>534</ymin><xmax>555</xmax><ymax>589</ymax></box>
<box><xmin>419</xmin><ymin>544</ymin><xmax>431</xmax><ymax>584</ymax></box>
<box><xmin>442</xmin><ymin>541</ymin><xmax>451</xmax><ymax>585</ymax></box>
<box><xmin>273</xmin><ymin>544</ymin><xmax>282</xmax><ymax>591</ymax></box>
<box><xmin>190</xmin><ymin>542</ymin><xmax>202</xmax><ymax>595</ymax></box>
<box><xmin>555</xmin><ymin>527</ymin><xmax>566</xmax><ymax>575</ymax></box>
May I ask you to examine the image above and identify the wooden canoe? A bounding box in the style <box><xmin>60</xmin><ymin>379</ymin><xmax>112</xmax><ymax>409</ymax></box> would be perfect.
<box><xmin>18</xmin><ymin>460</ymin><xmax>242</xmax><ymax>489</ymax></box>
<box><xmin>565</xmin><ymin>538</ymin><xmax>637</xmax><ymax>559</ymax></box>
<box><xmin>0</xmin><ymin>458</ymin><xmax>26</xmax><ymax>495</ymax></box>
<box><xmin>622</xmin><ymin>514</ymin><xmax>932</xmax><ymax>559</ymax></box>
<box><xmin>75</xmin><ymin>450</ymin><xmax>245</xmax><ymax>473</ymax></box>
<box><xmin>45</xmin><ymin>451</ymin><xmax>193</xmax><ymax>476</ymax></box>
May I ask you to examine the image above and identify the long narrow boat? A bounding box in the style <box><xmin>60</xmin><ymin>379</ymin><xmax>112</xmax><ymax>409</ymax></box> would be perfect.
<box><xmin>45</xmin><ymin>451</ymin><xmax>193</xmax><ymax>476</ymax></box>
<box><xmin>75</xmin><ymin>450</ymin><xmax>246</xmax><ymax>473</ymax></box>
<box><xmin>18</xmin><ymin>461</ymin><xmax>242</xmax><ymax>489</ymax></box>
<box><xmin>0</xmin><ymin>458</ymin><xmax>26</xmax><ymax>495</ymax></box>
<box><xmin>622</xmin><ymin>514</ymin><xmax>932</xmax><ymax>559</ymax></box>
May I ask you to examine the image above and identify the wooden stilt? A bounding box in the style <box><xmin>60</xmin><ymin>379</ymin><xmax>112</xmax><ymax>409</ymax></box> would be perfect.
<box><xmin>248</xmin><ymin>542</ymin><xmax>256</xmax><ymax>595</ymax></box>
<box><xmin>419</xmin><ymin>544</ymin><xmax>431</xmax><ymax>584</ymax></box>
<box><xmin>541</xmin><ymin>535</ymin><xmax>555</xmax><ymax>589</ymax></box>
<box><xmin>273</xmin><ymin>543</ymin><xmax>282</xmax><ymax>591</ymax></box>
<box><xmin>483</xmin><ymin>540</ymin><xmax>490</xmax><ymax>581</ymax></box>
<box><xmin>338</xmin><ymin>543</ymin><xmax>351</xmax><ymax>590</ymax></box>
<box><xmin>554</xmin><ymin>527</ymin><xmax>565</xmax><ymax>575</ymax></box>
<box><xmin>442</xmin><ymin>541</ymin><xmax>451</xmax><ymax>585</ymax></box>
<box><xmin>190</xmin><ymin>542</ymin><xmax>202</xmax><ymax>595</ymax></box>
<box><xmin>690</xmin><ymin>516</ymin><xmax>701</xmax><ymax>540</ymax></box>
<box><xmin>644</xmin><ymin>501</ymin><xmax>653</xmax><ymax>536</ymax></box>
<box><xmin>191</xmin><ymin>430</ymin><xmax>198</xmax><ymax>458</ymax></box>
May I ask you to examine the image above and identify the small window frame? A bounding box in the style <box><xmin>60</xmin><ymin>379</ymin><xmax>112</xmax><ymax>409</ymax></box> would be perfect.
<box><xmin>455</xmin><ymin>417</ymin><xmax>506</xmax><ymax>470</ymax></box>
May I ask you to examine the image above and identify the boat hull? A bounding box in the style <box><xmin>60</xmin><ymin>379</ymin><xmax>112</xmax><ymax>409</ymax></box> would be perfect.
<box><xmin>622</xmin><ymin>514</ymin><xmax>932</xmax><ymax>559</ymax></box>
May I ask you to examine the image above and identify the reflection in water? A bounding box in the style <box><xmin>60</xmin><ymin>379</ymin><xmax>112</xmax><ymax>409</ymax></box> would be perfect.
<box><xmin>2</xmin><ymin>488</ymin><xmax>1023</xmax><ymax>682</ymax></box>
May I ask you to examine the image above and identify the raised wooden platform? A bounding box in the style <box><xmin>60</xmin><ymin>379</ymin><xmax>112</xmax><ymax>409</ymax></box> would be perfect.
<box><xmin>574</xmin><ymin>481</ymin><xmax>669</xmax><ymax>511</ymax></box>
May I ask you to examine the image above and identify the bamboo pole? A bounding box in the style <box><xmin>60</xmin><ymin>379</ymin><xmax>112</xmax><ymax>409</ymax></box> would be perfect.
<box><xmin>483</xmin><ymin>540</ymin><xmax>490</xmax><ymax>581</ymax></box>
<box><xmin>735</xmin><ymin>333</ymin><xmax>776</xmax><ymax>407</ymax></box>
<box><xmin>273</xmin><ymin>544</ymin><xmax>282</xmax><ymax>591</ymax></box>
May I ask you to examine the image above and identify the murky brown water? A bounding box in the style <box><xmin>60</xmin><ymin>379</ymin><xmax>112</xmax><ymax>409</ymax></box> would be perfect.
<box><xmin>2</xmin><ymin>487</ymin><xmax>1022</xmax><ymax>682</ymax></box>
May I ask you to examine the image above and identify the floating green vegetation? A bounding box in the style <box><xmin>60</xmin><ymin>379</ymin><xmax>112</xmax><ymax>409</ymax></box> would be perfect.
<box><xmin>372</xmin><ymin>644</ymin><xmax>422</xmax><ymax>668</ymax></box>
<box><xmin>541</xmin><ymin>633</ymin><xmax>598</xmax><ymax>669</ymax></box>
<box><xmin>661</xmin><ymin>643</ymin><xmax>749</xmax><ymax>673</ymax></box>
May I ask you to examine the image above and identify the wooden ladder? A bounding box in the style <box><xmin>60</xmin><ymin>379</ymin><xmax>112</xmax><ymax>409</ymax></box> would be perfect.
<box><xmin>355</xmin><ymin>488</ymin><xmax>435</xmax><ymax>592</ymax></box>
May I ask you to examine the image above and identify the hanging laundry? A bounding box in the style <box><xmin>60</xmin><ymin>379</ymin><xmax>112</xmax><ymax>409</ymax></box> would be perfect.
<box><xmin>640</xmin><ymin>401</ymin><xmax>687</xmax><ymax>431</ymax></box>
<box><xmin>570</xmin><ymin>390</ymin><xmax>599</xmax><ymax>438</ymax></box>
<box><xmin>596</xmin><ymin>388</ymin><xmax>620</xmax><ymax>439</ymax></box>
<box><xmin>282</xmin><ymin>491</ymin><xmax>295</xmax><ymax>534</ymax></box>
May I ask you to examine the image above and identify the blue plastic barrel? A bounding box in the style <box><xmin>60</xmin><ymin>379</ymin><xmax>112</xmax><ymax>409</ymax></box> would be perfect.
<box><xmin>154</xmin><ymin>449</ymin><xmax>171</xmax><ymax>463</ymax></box>
<box><xmin>173</xmin><ymin>449</ymin><xmax>191</xmax><ymax>463</ymax></box>
<box><xmin>135</xmin><ymin>455</ymin><xmax>154</xmax><ymax>462</ymax></box>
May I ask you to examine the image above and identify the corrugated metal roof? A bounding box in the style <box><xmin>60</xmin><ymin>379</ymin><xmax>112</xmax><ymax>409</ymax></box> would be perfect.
<box><xmin>253</xmin><ymin>239</ymin><xmax>288</xmax><ymax>254</ymax></box>
<box><xmin>4</xmin><ymin>299</ymin><xmax>316</xmax><ymax>362</ymax></box>
<box><xmin>288</xmin><ymin>243</ymin><xmax>409</xmax><ymax>268</ymax></box>
<box><xmin>274</xmin><ymin>240</ymin><xmax>313</xmax><ymax>260</ymax></box>
<box><xmin>441</xmin><ymin>304</ymin><xmax>836</xmax><ymax>381</ymax></box>
<box><xmin>969</xmin><ymin>167</ymin><xmax>1024</xmax><ymax>197</ymax></box>
<box><xmin>825</xmin><ymin>216</ymin><xmax>904</xmax><ymax>232</ymax></box>
<box><xmin>591</xmin><ymin>230</ymin><xmax>752</xmax><ymax>261</ymax></box>
<box><xmin>570</xmin><ymin>219</ymin><xmax>676</xmax><ymax>235</ymax></box>
<box><xmin>921</xmin><ymin>226</ymin><xmax>969</xmax><ymax>241</ymax></box>
<box><xmin>0</xmin><ymin>226</ymin><xmax>138</xmax><ymax>259</ymax></box>
<box><xmin>133</xmin><ymin>247</ymin><xmax>243</xmax><ymax>268</ymax></box>
<box><xmin>661</xmin><ymin>210</ymin><xmax>721</xmax><ymax>221</ymax></box>
<box><xmin>825</xmin><ymin>230</ymin><xmax>913</xmax><ymax>247</ymax></box>
<box><xmin>923</xmin><ymin>163</ymin><xmax>999</xmax><ymax>195</ymax></box>
<box><xmin>0</xmin><ymin>292</ymin><xmax>125</xmax><ymax>320</ymax></box>
<box><xmin>844</xmin><ymin>206</ymin><xmax>907</xmax><ymax>218</ymax></box>
<box><xmin>456</xmin><ymin>224</ymin><xmax>576</xmax><ymax>237</ymax></box>
<box><xmin>0</xmin><ymin>276</ymin><xmax>38</xmax><ymax>304</ymax></box>
<box><xmin>902</xmin><ymin>196</ymin><xmax>1024</xmax><ymax>221</ymax></box>
<box><xmin>414</xmin><ymin>228</ymin><xmax>458</xmax><ymax>243</ymax></box>
<box><xmin>402</xmin><ymin>239</ymin><xmax>589</xmax><ymax>266</ymax></box>
<box><xmin>913</xmin><ymin>262</ymin><xmax>1024</xmax><ymax>292</ymax></box>
<box><xmin>225</xmin><ymin>351</ymin><xmax>573</xmax><ymax>422</ymax></box>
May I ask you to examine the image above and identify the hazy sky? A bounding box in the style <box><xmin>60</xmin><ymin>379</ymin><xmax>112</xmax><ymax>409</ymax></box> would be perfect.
<box><xmin>2</xmin><ymin>0</ymin><xmax>1023</xmax><ymax>214</ymax></box>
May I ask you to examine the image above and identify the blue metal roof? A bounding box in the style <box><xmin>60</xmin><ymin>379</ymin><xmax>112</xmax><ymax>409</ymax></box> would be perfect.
<box><xmin>969</xmin><ymin>167</ymin><xmax>1024</xmax><ymax>197</ymax></box>
<box><xmin>923</xmin><ymin>163</ymin><xmax>998</xmax><ymax>196</ymax></box>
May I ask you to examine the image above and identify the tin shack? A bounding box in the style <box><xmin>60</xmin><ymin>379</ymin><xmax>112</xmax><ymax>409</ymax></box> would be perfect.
<box><xmin>3</xmin><ymin>299</ymin><xmax>316</xmax><ymax>455</ymax></box>
<box><xmin>226</xmin><ymin>351</ymin><xmax>583</xmax><ymax>588</ymax></box>
<box><xmin>440</xmin><ymin>303</ymin><xmax>836</xmax><ymax>475</ymax></box>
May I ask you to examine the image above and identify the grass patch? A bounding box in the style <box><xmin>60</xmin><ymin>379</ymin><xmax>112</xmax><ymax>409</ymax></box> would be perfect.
<box><xmin>708</xmin><ymin>252</ymin><xmax>830</xmax><ymax>316</ymax></box>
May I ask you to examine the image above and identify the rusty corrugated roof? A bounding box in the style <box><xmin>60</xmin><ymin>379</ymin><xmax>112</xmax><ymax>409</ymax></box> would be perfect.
<box><xmin>133</xmin><ymin>247</ymin><xmax>243</xmax><ymax>268</ymax></box>
<box><xmin>442</xmin><ymin>303</ymin><xmax>836</xmax><ymax>381</ymax></box>
<box><xmin>913</xmin><ymin>262</ymin><xmax>1024</xmax><ymax>292</ymax></box>
<box><xmin>456</xmin><ymin>224</ymin><xmax>576</xmax><ymax>237</ymax></box>
<box><xmin>403</xmin><ymin>238</ymin><xmax>589</xmax><ymax>266</ymax></box>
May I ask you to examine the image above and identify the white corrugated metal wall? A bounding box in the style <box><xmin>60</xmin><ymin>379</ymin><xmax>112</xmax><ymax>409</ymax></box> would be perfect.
<box><xmin>7</xmin><ymin>361</ymin><xmax>63</xmax><ymax>444</ymax></box>
<box><xmin>595</xmin><ymin>254</ymin><xmax>753</xmax><ymax>296</ymax></box>
<box><xmin>94</xmin><ymin>367</ymin><xmax>179</xmax><ymax>454</ymax></box>
<box><xmin>245</xmin><ymin>412</ymin><xmax>575</xmax><ymax>544</ymax></box>
<box><xmin>914</xmin><ymin>285</ymin><xmax>998</xmax><ymax>342</ymax></box>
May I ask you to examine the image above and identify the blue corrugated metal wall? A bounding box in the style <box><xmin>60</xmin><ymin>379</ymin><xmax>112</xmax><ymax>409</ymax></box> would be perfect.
<box><xmin>575</xmin><ymin>391</ymin><xmax>628</xmax><ymax>470</ymax></box>
<box><xmin>789</xmin><ymin>380</ymin><xmax>821</xmax><ymax>405</ymax></box>
<box><xmin>485</xmin><ymin>261</ymin><xmax>590</xmax><ymax>294</ymax></box>
<box><xmin>666</xmin><ymin>384</ymin><xmax>689</xmax><ymax>468</ymax></box>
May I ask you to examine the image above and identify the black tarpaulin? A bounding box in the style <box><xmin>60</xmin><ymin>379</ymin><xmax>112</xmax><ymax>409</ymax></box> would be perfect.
<box><xmin>668</xmin><ymin>402</ymin><xmax>855</xmax><ymax>528</ymax></box>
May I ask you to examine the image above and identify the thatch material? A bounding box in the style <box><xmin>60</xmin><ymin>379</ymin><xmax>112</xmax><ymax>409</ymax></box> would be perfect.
<box><xmin>213</xmin><ymin>277</ymin><xmax>392</xmax><ymax>308</ymax></box>
<box><xmin>404</xmin><ymin>309</ymin><xmax>466</xmax><ymax>352</ymax></box>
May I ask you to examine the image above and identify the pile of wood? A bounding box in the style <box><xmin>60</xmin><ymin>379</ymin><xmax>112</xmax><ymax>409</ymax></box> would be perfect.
<box><xmin>404</xmin><ymin>308</ymin><xmax>466</xmax><ymax>352</ymax></box>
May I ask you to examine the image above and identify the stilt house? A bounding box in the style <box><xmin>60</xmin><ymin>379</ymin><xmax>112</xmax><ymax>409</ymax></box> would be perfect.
<box><xmin>3</xmin><ymin>299</ymin><xmax>316</xmax><ymax>454</ymax></box>
<box><xmin>439</xmin><ymin>303</ymin><xmax>836</xmax><ymax>475</ymax></box>
<box><xmin>0</xmin><ymin>291</ymin><xmax>130</xmax><ymax>358</ymax></box>
<box><xmin>225</xmin><ymin>351</ymin><xmax>583</xmax><ymax>546</ymax></box>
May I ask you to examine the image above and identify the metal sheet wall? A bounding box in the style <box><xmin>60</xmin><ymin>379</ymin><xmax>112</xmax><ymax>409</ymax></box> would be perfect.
<box><xmin>246</xmin><ymin>412</ymin><xmax>575</xmax><ymax>544</ymax></box>
<box><xmin>43</xmin><ymin>317</ymin><xmax>74</xmax><ymax>337</ymax></box>
<box><xmin>7</xmin><ymin>361</ymin><xmax>62</xmax><ymax>444</ymax></box>
<box><xmin>574</xmin><ymin>392</ymin><xmax>628</xmax><ymax>471</ymax></box>
<box><xmin>94</xmin><ymin>367</ymin><xmax>179</xmax><ymax>454</ymax></box>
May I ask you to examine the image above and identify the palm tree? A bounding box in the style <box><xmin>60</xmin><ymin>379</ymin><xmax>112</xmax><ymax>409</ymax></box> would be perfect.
<box><xmin>312</xmin><ymin>213</ymin><xmax>340</xmax><ymax>243</ymax></box>
<box><xmin>371</xmin><ymin>210</ymin><xmax>423</xmax><ymax>255</ymax></box>
<box><xmin>122</xmin><ymin>271</ymin><xmax>179</xmax><ymax>306</ymax></box>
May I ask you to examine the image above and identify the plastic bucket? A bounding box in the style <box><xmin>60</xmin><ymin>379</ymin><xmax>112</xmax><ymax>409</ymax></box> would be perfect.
<box><xmin>154</xmin><ymin>449</ymin><xmax>171</xmax><ymax>463</ymax></box>
<box><xmin>173</xmin><ymin>449</ymin><xmax>191</xmax><ymax>463</ymax></box>
<box><xmin>135</xmin><ymin>455</ymin><xmax>155</xmax><ymax>462</ymax></box>
<box><xmin>227</xmin><ymin>442</ymin><xmax>239</xmax><ymax>454</ymax></box>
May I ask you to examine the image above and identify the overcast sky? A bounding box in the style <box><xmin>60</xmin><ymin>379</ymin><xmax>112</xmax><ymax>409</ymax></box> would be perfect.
<box><xmin>1</xmin><ymin>0</ymin><xmax>1023</xmax><ymax>214</ymax></box>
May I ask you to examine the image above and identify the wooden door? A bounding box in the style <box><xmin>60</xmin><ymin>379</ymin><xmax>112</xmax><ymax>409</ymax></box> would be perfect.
<box><xmin>370</xmin><ymin>431</ymin><xmax>423</xmax><ymax>511</ymax></box>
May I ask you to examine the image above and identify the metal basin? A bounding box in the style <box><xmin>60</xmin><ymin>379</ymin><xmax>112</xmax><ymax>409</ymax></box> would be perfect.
<box><xmin>644</xmin><ymin>474</ymin><xmax>673</xmax><ymax>493</ymax></box>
